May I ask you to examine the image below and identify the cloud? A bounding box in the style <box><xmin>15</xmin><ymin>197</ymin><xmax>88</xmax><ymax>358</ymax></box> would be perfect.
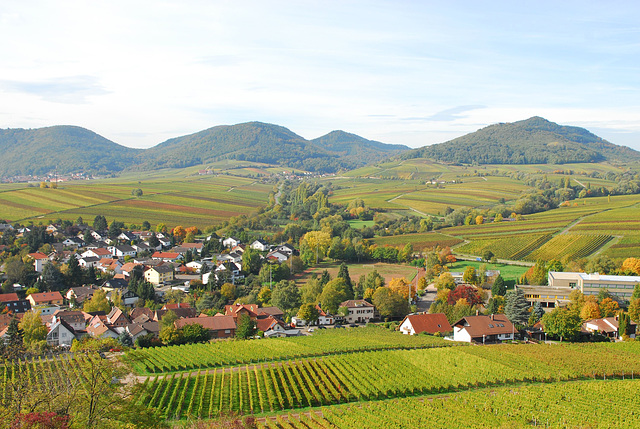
<box><xmin>403</xmin><ymin>105</ymin><xmax>487</xmax><ymax>122</ymax></box>
<box><xmin>0</xmin><ymin>75</ymin><xmax>108</xmax><ymax>104</ymax></box>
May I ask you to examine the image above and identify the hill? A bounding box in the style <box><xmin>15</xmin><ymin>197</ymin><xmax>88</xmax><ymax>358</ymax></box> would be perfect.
<box><xmin>311</xmin><ymin>130</ymin><xmax>409</xmax><ymax>165</ymax></box>
<box><xmin>405</xmin><ymin>116</ymin><xmax>640</xmax><ymax>164</ymax></box>
<box><xmin>0</xmin><ymin>126</ymin><xmax>142</xmax><ymax>177</ymax></box>
<box><xmin>141</xmin><ymin>122</ymin><xmax>409</xmax><ymax>173</ymax></box>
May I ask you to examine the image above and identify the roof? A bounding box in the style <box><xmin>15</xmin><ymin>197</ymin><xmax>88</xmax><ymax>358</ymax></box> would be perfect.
<box><xmin>92</xmin><ymin>248</ymin><xmax>112</xmax><ymax>256</ymax></box>
<box><xmin>584</xmin><ymin>317</ymin><xmax>619</xmax><ymax>333</ymax></box>
<box><xmin>400</xmin><ymin>313</ymin><xmax>452</xmax><ymax>334</ymax></box>
<box><xmin>28</xmin><ymin>291</ymin><xmax>64</xmax><ymax>304</ymax></box>
<box><xmin>130</xmin><ymin>307</ymin><xmax>155</xmax><ymax>321</ymax></box>
<box><xmin>225</xmin><ymin>304</ymin><xmax>259</xmax><ymax>318</ymax></box>
<box><xmin>257</xmin><ymin>316</ymin><xmax>282</xmax><ymax>332</ymax></box>
<box><xmin>181</xmin><ymin>243</ymin><xmax>203</xmax><ymax>249</ymax></box>
<box><xmin>175</xmin><ymin>315</ymin><xmax>236</xmax><ymax>331</ymax></box>
<box><xmin>150</xmin><ymin>265</ymin><xmax>174</xmax><ymax>274</ymax></box>
<box><xmin>339</xmin><ymin>300</ymin><xmax>374</xmax><ymax>308</ymax></box>
<box><xmin>152</xmin><ymin>252</ymin><xmax>180</xmax><ymax>259</ymax></box>
<box><xmin>452</xmin><ymin>314</ymin><xmax>514</xmax><ymax>338</ymax></box>
<box><xmin>53</xmin><ymin>310</ymin><xmax>86</xmax><ymax>325</ymax></box>
<box><xmin>0</xmin><ymin>293</ymin><xmax>19</xmax><ymax>303</ymax></box>
<box><xmin>163</xmin><ymin>303</ymin><xmax>191</xmax><ymax>310</ymax></box>
<box><xmin>28</xmin><ymin>252</ymin><xmax>49</xmax><ymax>260</ymax></box>
<box><xmin>257</xmin><ymin>306</ymin><xmax>284</xmax><ymax>317</ymax></box>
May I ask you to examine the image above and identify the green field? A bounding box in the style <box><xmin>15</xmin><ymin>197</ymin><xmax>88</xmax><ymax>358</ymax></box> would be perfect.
<box><xmin>0</xmin><ymin>174</ymin><xmax>272</xmax><ymax>229</ymax></box>
<box><xmin>293</xmin><ymin>261</ymin><xmax>420</xmax><ymax>286</ymax></box>
<box><xmin>446</xmin><ymin>260</ymin><xmax>530</xmax><ymax>284</ymax></box>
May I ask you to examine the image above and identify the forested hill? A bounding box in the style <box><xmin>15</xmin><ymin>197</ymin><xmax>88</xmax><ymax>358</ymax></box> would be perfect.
<box><xmin>0</xmin><ymin>126</ymin><xmax>142</xmax><ymax>177</ymax></box>
<box><xmin>405</xmin><ymin>117</ymin><xmax>640</xmax><ymax>165</ymax></box>
<box><xmin>311</xmin><ymin>130</ymin><xmax>409</xmax><ymax>165</ymax></box>
<box><xmin>139</xmin><ymin>122</ymin><xmax>409</xmax><ymax>173</ymax></box>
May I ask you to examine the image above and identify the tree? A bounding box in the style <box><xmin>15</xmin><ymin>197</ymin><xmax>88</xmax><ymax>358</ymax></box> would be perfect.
<box><xmin>434</xmin><ymin>272</ymin><xmax>456</xmax><ymax>291</ymax></box>
<box><xmin>93</xmin><ymin>215</ymin><xmax>108</xmax><ymax>231</ymax></box>
<box><xmin>83</xmin><ymin>289</ymin><xmax>111</xmax><ymax>313</ymax></box>
<box><xmin>528</xmin><ymin>301</ymin><xmax>545</xmax><ymax>325</ymax></box>
<box><xmin>220</xmin><ymin>283</ymin><xmax>236</xmax><ymax>301</ymax></box>
<box><xmin>257</xmin><ymin>286</ymin><xmax>272</xmax><ymax>306</ymax></box>
<box><xmin>372</xmin><ymin>287</ymin><xmax>410</xmax><ymax>320</ymax></box>
<box><xmin>629</xmin><ymin>298</ymin><xmax>640</xmax><ymax>322</ymax></box>
<box><xmin>235</xmin><ymin>313</ymin><xmax>256</xmax><ymax>339</ymax></box>
<box><xmin>65</xmin><ymin>256</ymin><xmax>83</xmax><ymax>288</ymax></box>
<box><xmin>41</xmin><ymin>262</ymin><xmax>65</xmax><ymax>291</ymax></box>
<box><xmin>599</xmin><ymin>297</ymin><xmax>619</xmax><ymax>318</ymax></box>
<box><xmin>242</xmin><ymin>248</ymin><xmax>262</xmax><ymax>275</ymax></box>
<box><xmin>141</xmin><ymin>220</ymin><xmax>151</xmax><ymax>231</ymax></box>
<box><xmin>447</xmin><ymin>285</ymin><xmax>483</xmax><ymax>307</ymax></box>
<box><xmin>301</xmin><ymin>277</ymin><xmax>324</xmax><ymax>304</ymax></box>
<box><xmin>336</xmin><ymin>263</ymin><xmax>354</xmax><ymax>299</ymax></box>
<box><xmin>297</xmin><ymin>303</ymin><xmax>320</xmax><ymax>325</ymax></box>
<box><xmin>19</xmin><ymin>310</ymin><xmax>47</xmax><ymax>346</ymax></box>
<box><xmin>388</xmin><ymin>277</ymin><xmax>415</xmax><ymax>301</ymax></box>
<box><xmin>475</xmin><ymin>215</ymin><xmax>484</xmax><ymax>225</ymax></box>
<box><xmin>6</xmin><ymin>317</ymin><xmax>23</xmax><ymax>348</ymax></box>
<box><xmin>117</xmin><ymin>331</ymin><xmax>134</xmax><ymax>348</ymax></box>
<box><xmin>491</xmin><ymin>275</ymin><xmax>506</xmax><ymax>297</ymax></box>
<box><xmin>632</xmin><ymin>283</ymin><xmax>640</xmax><ymax>301</ymax></box>
<box><xmin>542</xmin><ymin>307</ymin><xmax>582</xmax><ymax>341</ymax></box>
<box><xmin>462</xmin><ymin>266</ymin><xmax>477</xmax><ymax>285</ymax></box>
<box><xmin>271</xmin><ymin>280</ymin><xmax>301</xmax><ymax>312</ymax></box>
<box><xmin>180</xmin><ymin>323</ymin><xmax>210</xmax><ymax>343</ymax></box>
<box><xmin>580</xmin><ymin>299</ymin><xmax>601</xmax><ymax>320</ymax></box>
<box><xmin>131</xmin><ymin>188</ymin><xmax>143</xmax><ymax>197</ymax></box>
<box><xmin>618</xmin><ymin>311</ymin><xmax>632</xmax><ymax>338</ymax></box>
<box><xmin>504</xmin><ymin>289</ymin><xmax>530</xmax><ymax>326</ymax></box>
<box><xmin>319</xmin><ymin>278</ymin><xmax>349</xmax><ymax>314</ymax></box>
<box><xmin>482</xmin><ymin>250</ymin><xmax>494</xmax><ymax>263</ymax></box>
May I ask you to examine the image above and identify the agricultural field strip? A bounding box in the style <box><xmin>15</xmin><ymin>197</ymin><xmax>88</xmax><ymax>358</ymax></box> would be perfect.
<box><xmin>257</xmin><ymin>379</ymin><xmax>640</xmax><ymax>429</ymax></box>
<box><xmin>127</xmin><ymin>329</ymin><xmax>453</xmax><ymax>375</ymax></box>
<box><xmin>143</xmin><ymin>342</ymin><xmax>640</xmax><ymax>419</ymax></box>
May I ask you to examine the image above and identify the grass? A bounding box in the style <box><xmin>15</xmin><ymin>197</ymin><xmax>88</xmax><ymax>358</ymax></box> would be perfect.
<box><xmin>446</xmin><ymin>260</ymin><xmax>530</xmax><ymax>284</ymax></box>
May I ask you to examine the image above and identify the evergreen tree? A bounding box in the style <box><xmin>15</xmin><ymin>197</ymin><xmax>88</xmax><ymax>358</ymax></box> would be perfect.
<box><xmin>41</xmin><ymin>262</ymin><xmax>65</xmax><ymax>291</ymax></box>
<box><xmin>491</xmin><ymin>275</ymin><xmax>506</xmax><ymax>297</ymax></box>
<box><xmin>504</xmin><ymin>289</ymin><xmax>530</xmax><ymax>326</ymax></box>
<box><xmin>93</xmin><ymin>215</ymin><xmax>108</xmax><ymax>231</ymax></box>
<box><xmin>85</xmin><ymin>265</ymin><xmax>97</xmax><ymax>285</ymax></box>
<box><xmin>337</xmin><ymin>263</ymin><xmax>354</xmax><ymax>300</ymax></box>
<box><xmin>66</xmin><ymin>256</ymin><xmax>83</xmax><ymax>288</ymax></box>
<box><xmin>117</xmin><ymin>331</ymin><xmax>134</xmax><ymax>348</ymax></box>
<box><xmin>320</xmin><ymin>270</ymin><xmax>331</xmax><ymax>287</ymax></box>
<box><xmin>235</xmin><ymin>313</ymin><xmax>256</xmax><ymax>339</ymax></box>
<box><xmin>7</xmin><ymin>318</ymin><xmax>23</xmax><ymax>347</ymax></box>
<box><xmin>354</xmin><ymin>274</ymin><xmax>366</xmax><ymax>300</ymax></box>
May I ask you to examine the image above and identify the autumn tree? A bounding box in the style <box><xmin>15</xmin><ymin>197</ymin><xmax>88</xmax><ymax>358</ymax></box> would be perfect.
<box><xmin>447</xmin><ymin>285</ymin><xmax>483</xmax><ymax>306</ymax></box>
<box><xmin>372</xmin><ymin>287</ymin><xmax>409</xmax><ymax>320</ymax></box>
<box><xmin>462</xmin><ymin>266</ymin><xmax>477</xmax><ymax>285</ymax></box>
<box><xmin>599</xmin><ymin>297</ymin><xmax>619</xmax><ymax>318</ymax></box>
<box><xmin>297</xmin><ymin>303</ymin><xmax>320</xmax><ymax>325</ymax></box>
<box><xmin>580</xmin><ymin>298</ymin><xmax>601</xmax><ymax>320</ymax></box>
<box><xmin>319</xmin><ymin>278</ymin><xmax>349</xmax><ymax>314</ymax></box>
<box><xmin>83</xmin><ymin>289</ymin><xmax>111</xmax><ymax>313</ymax></box>
<box><xmin>435</xmin><ymin>272</ymin><xmax>456</xmax><ymax>291</ymax></box>
<box><xmin>389</xmin><ymin>277</ymin><xmax>415</xmax><ymax>300</ymax></box>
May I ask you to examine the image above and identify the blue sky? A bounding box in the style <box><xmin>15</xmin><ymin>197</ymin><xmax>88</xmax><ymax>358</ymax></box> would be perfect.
<box><xmin>1</xmin><ymin>1</ymin><xmax>639</xmax><ymax>150</ymax></box>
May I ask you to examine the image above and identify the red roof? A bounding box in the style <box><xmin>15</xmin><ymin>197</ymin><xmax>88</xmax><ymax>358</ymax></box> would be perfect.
<box><xmin>28</xmin><ymin>291</ymin><xmax>64</xmax><ymax>304</ymax></box>
<box><xmin>28</xmin><ymin>252</ymin><xmax>49</xmax><ymax>260</ymax></box>
<box><xmin>257</xmin><ymin>315</ymin><xmax>282</xmax><ymax>332</ymax></box>
<box><xmin>92</xmin><ymin>248</ymin><xmax>112</xmax><ymax>256</ymax></box>
<box><xmin>175</xmin><ymin>315</ymin><xmax>236</xmax><ymax>331</ymax></box>
<box><xmin>0</xmin><ymin>293</ymin><xmax>19</xmax><ymax>303</ymax></box>
<box><xmin>225</xmin><ymin>304</ymin><xmax>259</xmax><ymax>318</ymax></box>
<box><xmin>152</xmin><ymin>252</ymin><xmax>180</xmax><ymax>259</ymax></box>
<box><xmin>400</xmin><ymin>313</ymin><xmax>452</xmax><ymax>334</ymax></box>
<box><xmin>163</xmin><ymin>303</ymin><xmax>191</xmax><ymax>310</ymax></box>
<box><xmin>452</xmin><ymin>314</ymin><xmax>514</xmax><ymax>338</ymax></box>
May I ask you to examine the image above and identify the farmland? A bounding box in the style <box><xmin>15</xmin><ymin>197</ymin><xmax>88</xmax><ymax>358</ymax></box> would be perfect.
<box><xmin>137</xmin><ymin>338</ymin><xmax>640</xmax><ymax>420</ymax></box>
<box><xmin>258</xmin><ymin>379</ymin><xmax>640</xmax><ymax>428</ymax></box>
<box><xmin>293</xmin><ymin>262</ymin><xmax>420</xmax><ymax>287</ymax></box>
<box><xmin>0</xmin><ymin>173</ymin><xmax>272</xmax><ymax>229</ymax></box>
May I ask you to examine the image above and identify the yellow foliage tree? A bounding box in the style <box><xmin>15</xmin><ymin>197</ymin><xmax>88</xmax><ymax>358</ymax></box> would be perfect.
<box><xmin>580</xmin><ymin>300</ymin><xmax>601</xmax><ymax>320</ymax></box>
<box><xmin>389</xmin><ymin>277</ymin><xmax>415</xmax><ymax>300</ymax></box>
<box><xmin>621</xmin><ymin>258</ymin><xmax>640</xmax><ymax>275</ymax></box>
<box><xmin>475</xmin><ymin>215</ymin><xmax>484</xmax><ymax>225</ymax></box>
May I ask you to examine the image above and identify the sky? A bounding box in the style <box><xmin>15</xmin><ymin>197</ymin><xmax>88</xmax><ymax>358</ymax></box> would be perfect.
<box><xmin>1</xmin><ymin>1</ymin><xmax>640</xmax><ymax>150</ymax></box>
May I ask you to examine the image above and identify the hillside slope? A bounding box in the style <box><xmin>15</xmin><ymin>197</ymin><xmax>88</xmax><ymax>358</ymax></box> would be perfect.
<box><xmin>406</xmin><ymin>117</ymin><xmax>640</xmax><ymax>164</ymax></box>
<box><xmin>0</xmin><ymin>126</ymin><xmax>142</xmax><ymax>176</ymax></box>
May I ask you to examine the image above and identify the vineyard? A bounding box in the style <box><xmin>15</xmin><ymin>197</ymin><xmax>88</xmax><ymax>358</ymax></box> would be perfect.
<box><xmin>524</xmin><ymin>233</ymin><xmax>612</xmax><ymax>262</ymax></box>
<box><xmin>142</xmin><ymin>341</ymin><xmax>640</xmax><ymax>419</ymax></box>
<box><xmin>454</xmin><ymin>233</ymin><xmax>551</xmax><ymax>260</ymax></box>
<box><xmin>257</xmin><ymin>379</ymin><xmax>640</xmax><ymax>428</ymax></box>
<box><xmin>126</xmin><ymin>327</ymin><xmax>452</xmax><ymax>375</ymax></box>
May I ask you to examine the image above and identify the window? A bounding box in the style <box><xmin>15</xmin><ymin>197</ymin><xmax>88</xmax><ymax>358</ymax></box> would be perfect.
<box><xmin>569</xmin><ymin>282</ymin><xmax>576</xmax><ymax>288</ymax></box>
<box><xmin>488</xmin><ymin>324</ymin><xmax>494</xmax><ymax>328</ymax></box>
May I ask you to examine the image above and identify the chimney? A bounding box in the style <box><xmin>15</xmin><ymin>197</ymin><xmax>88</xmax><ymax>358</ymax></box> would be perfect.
<box><xmin>490</xmin><ymin>314</ymin><xmax>494</xmax><ymax>320</ymax></box>
<box><xmin>475</xmin><ymin>309</ymin><xmax>479</xmax><ymax>316</ymax></box>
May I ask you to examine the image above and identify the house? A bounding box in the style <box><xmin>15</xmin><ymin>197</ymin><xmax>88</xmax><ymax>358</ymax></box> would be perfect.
<box><xmin>275</xmin><ymin>243</ymin><xmax>296</xmax><ymax>256</ymax></box>
<box><xmin>181</xmin><ymin>242</ymin><xmax>203</xmax><ymax>253</ymax></box>
<box><xmin>152</xmin><ymin>251</ymin><xmax>181</xmax><ymax>262</ymax></box>
<box><xmin>186</xmin><ymin>261</ymin><xmax>204</xmax><ymax>273</ymax></box>
<box><xmin>214</xmin><ymin>261</ymin><xmax>243</xmax><ymax>284</ymax></box>
<box><xmin>46</xmin><ymin>319</ymin><xmax>76</xmax><ymax>347</ymax></box>
<box><xmin>398</xmin><ymin>313</ymin><xmax>452</xmax><ymax>335</ymax></box>
<box><xmin>338</xmin><ymin>300</ymin><xmax>375</xmax><ymax>324</ymax></box>
<box><xmin>144</xmin><ymin>265</ymin><xmax>175</xmax><ymax>285</ymax></box>
<box><xmin>0</xmin><ymin>293</ymin><xmax>31</xmax><ymax>314</ymax></box>
<box><xmin>51</xmin><ymin>310</ymin><xmax>87</xmax><ymax>331</ymax></box>
<box><xmin>548</xmin><ymin>271</ymin><xmax>640</xmax><ymax>301</ymax></box>
<box><xmin>86</xmin><ymin>319</ymin><xmax>119</xmax><ymax>339</ymax></box>
<box><xmin>225</xmin><ymin>303</ymin><xmax>259</xmax><ymax>321</ymax></box>
<box><xmin>78</xmin><ymin>256</ymin><xmax>100</xmax><ymax>268</ymax></box>
<box><xmin>62</xmin><ymin>237</ymin><xmax>84</xmax><ymax>248</ymax></box>
<box><xmin>102</xmin><ymin>278</ymin><xmax>130</xmax><ymax>291</ymax></box>
<box><xmin>250</xmin><ymin>239</ymin><xmax>270</xmax><ymax>252</ymax></box>
<box><xmin>222</xmin><ymin>237</ymin><xmax>240</xmax><ymax>248</ymax></box>
<box><xmin>162</xmin><ymin>302</ymin><xmax>192</xmax><ymax>311</ymax></box>
<box><xmin>125</xmin><ymin>322</ymin><xmax>150</xmax><ymax>342</ymax></box>
<box><xmin>27</xmin><ymin>252</ymin><xmax>50</xmax><ymax>272</ymax></box>
<box><xmin>154</xmin><ymin>307</ymin><xmax>197</xmax><ymax>321</ymax></box>
<box><xmin>174</xmin><ymin>315</ymin><xmax>236</xmax><ymax>339</ymax></box>
<box><xmin>256</xmin><ymin>306</ymin><xmax>285</xmax><ymax>320</ymax></box>
<box><xmin>133</xmin><ymin>242</ymin><xmax>153</xmax><ymax>253</ymax></box>
<box><xmin>66</xmin><ymin>286</ymin><xmax>98</xmax><ymax>306</ymax></box>
<box><xmin>582</xmin><ymin>316</ymin><xmax>636</xmax><ymax>339</ymax></box>
<box><xmin>452</xmin><ymin>314</ymin><xmax>515</xmax><ymax>343</ymax></box>
<box><xmin>106</xmin><ymin>307</ymin><xmax>130</xmax><ymax>327</ymax></box>
<box><xmin>27</xmin><ymin>291</ymin><xmax>64</xmax><ymax>307</ymax></box>
<box><xmin>218</xmin><ymin>252</ymin><xmax>242</xmax><ymax>264</ymax></box>
<box><xmin>106</xmin><ymin>288</ymin><xmax>139</xmax><ymax>308</ymax></box>
<box><xmin>266</xmin><ymin>251</ymin><xmax>288</xmax><ymax>263</ymax></box>
<box><xmin>111</xmin><ymin>245</ymin><xmax>137</xmax><ymax>259</ymax></box>
<box><xmin>117</xmin><ymin>231</ymin><xmax>136</xmax><ymax>242</ymax></box>
<box><xmin>81</xmin><ymin>248</ymin><xmax>112</xmax><ymax>259</ymax></box>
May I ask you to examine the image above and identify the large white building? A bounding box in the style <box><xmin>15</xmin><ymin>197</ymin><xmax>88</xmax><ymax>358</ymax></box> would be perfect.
<box><xmin>548</xmin><ymin>271</ymin><xmax>640</xmax><ymax>300</ymax></box>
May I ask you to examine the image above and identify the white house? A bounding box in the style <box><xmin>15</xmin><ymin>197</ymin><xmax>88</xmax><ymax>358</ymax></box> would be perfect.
<box><xmin>110</xmin><ymin>244</ymin><xmax>137</xmax><ymax>259</ymax></box>
<box><xmin>250</xmin><ymin>239</ymin><xmax>270</xmax><ymax>252</ymax></box>
<box><xmin>452</xmin><ymin>314</ymin><xmax>515</xmax><ymax>343</ymax></box>
<box><xmin>398</xmin><ymin>313</ymin><xmax>452</xmax><ymax>335</ymax></box>
<box><xmin>338</xmin><ymin>300</ymin><xmax>375</xmax><ymax>324</ymax></box>
<box><xmin>46</xmin><ymin>320</ymin><xmax>76</xmax><ymax>347</ymax></box>
<box><xmin>222</xmin><ymin>237</ymin><xmax>240</xmax><ymax>248</ymax></box>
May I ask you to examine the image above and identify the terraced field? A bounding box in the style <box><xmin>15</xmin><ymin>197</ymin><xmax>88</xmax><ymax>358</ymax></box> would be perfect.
<box><xmin>372</xmin><ymin>232</ymin><xmax>463</xmax><ymax>251</ymax></box>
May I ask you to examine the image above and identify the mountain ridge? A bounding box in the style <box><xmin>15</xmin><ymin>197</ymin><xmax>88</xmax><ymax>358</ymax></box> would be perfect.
<box><xmin>405</xmin><ymin>116</ymin><xmax>640</xmax><ymax>164</ymax></box>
